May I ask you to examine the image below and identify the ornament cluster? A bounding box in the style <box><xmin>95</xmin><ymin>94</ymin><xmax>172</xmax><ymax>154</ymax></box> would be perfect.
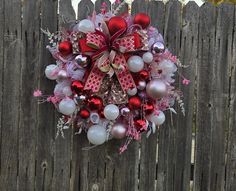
<box><xmin>35</xmin><ymin>4</ymin><xmax>189</xmax><ymax>153</ymax></box>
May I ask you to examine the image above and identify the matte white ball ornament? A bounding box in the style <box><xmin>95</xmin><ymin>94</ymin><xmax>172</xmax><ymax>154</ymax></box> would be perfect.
<box><xmin>45</xmin><ymin>64</ymin><xmax>58</xmax><ymax>80</ymax></box>
<box><xmin>127</xmin><ymin>87</ymin><xmax>137</xmax><ymax>96</ymax></box>
<box><xmin>75</xmin><ymin>19</ymin><xmax>95</xmax><ymax>33</ymax></box>
<box><xmin>62</xmin><ymin>86</ymin><xmax>72</xmax><ymax>96</ymax></box>
<box><xmin>142</xmin><ymin>52</ymin><xmax>153</xmax><ymax>63</ymax></box>
<box><xmin>87</xmin><ymin>125</ymin><xmax>107</xmax><ymax>145</ymax></box>
<box><xmin>104</xmin><ymin>104</ymin><xmax>119</xmax><ymax>120</ymax></box>
<box><xmin>58</xmin><ymin>98</ymin><xmax>76</xmax><ymax>115</ymax></box>
<box><xmin>148</xmin><ymin>111</ymin><xmax>165</xmax><ymax>126</ymax></box>
<box><xmin>127</xmin><ymin>55</ymin><xmax>144</xmax><ymax>73</ymax></box>
<box><xmin>146</xmin><ymin>79</ymin><xmax>167</xmax><ymax>99</ymax></box>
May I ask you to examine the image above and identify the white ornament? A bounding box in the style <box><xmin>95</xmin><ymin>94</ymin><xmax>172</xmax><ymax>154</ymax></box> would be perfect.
<box><xmin>148</xmin><ymin>111</ymin><xmax>165</xmax><ymax>126</ymax></box>
<box><xmin>159</xmin><ymin>59</ymin><xmax>177</xmax><ymax>74</ymax></box>
<box><xmin>127</xmin><ymin>87</ymin><xmax>137</xmax><ymax>96</ymax></box>
<box><xmin>90</xmin><ymin>112</ymin><xmax>100</xmax><ymax>124</ymax></box>
<box><xmin>62</xmin><ymin>86</ymin><xmax>72</xmax><ymax>96</ymax></box>
<box><xmin>137</xmin><ymin>81</ymin><xmax>146</xmax><ymax>90</ymax></box>
<box><xmin>75</xmin><ymin>19</ymin><xmax>95</xmax><ymax>33</ymax></box>
<box><xmin>104</xmin><ymin>104</ymin><xmax>119</xmax><ymax>121</ymax></box>
<box><xmin>127</xmin><ymin>55</ymin><xmax>144</xmax><ymax>73</ymax></box>
<box><xmin>142</xmin><ymin>52</ymin><xmax>153</xmax><ymax>63</ymax></box>
<box><xmin>59</xmin><ymin>98</ymin><xmax>76</xmax><ymax>115</ymax></box>
<box><xmin>45</xmin><ymin>64</ymin><xmax>58</xmax><ymax>80</ymax></box>
<box><xmin>87</xmin><ymin>125</ymin><xmax>107</xmax><ymax>145</ymax></box>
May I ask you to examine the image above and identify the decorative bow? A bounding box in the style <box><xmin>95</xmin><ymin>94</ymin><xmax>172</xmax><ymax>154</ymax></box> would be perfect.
<box><xmin>79</xmin><ymin>28</ymin><xmax>148</xmax><ymax>92</ymax></box>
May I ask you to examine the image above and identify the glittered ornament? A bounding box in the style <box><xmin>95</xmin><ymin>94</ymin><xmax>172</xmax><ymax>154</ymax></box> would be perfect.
<box><xmin>111</xmin><ymin>123</ymin><xmax>127</xmax><ymax>139</ymax></box>
<box><xmin>133</xmin><ymin>13</ymin><xmax>150</xmax><ymax>29</ymax></box>
<box><xmin>108</xmin><ymin>16</ymin><xmax>127</xmax><ymax>35</ymax></box>
<box><xmin>128</xmin><ymin>96</ymin><xmax>141</xmax><ymax>110</ymax></box>
<box><xmin>58</xmin><ymin>41</ymin><xmax>73</xmax><ymax>56</ymax></box>
<box><xmin>134</xmin><ymin>119</ymin><xmax>146</xmax><ymax>131</ymax></box>
<box><xmin>152</xmin><ymin>42</ymin><xmax>165</xmax><ymax>54</ymax></box>
<box><xmin>127</xmin><ymin>56</ymin><xmax>144</xmax><ymax>73</ymax></box>
<box><xmin>87</xmin><ymin>96</ymin><xmax>103</xmax><ymax>110</ymax></box>
<box><xmin>71</xmin><ymin>81</ymin><xmax>84</xmax><ymax>94</ymax></box>
<box><xmin>143</xmin><ymin>101</ymin><xmax>154</xmax><ymax>115</ymax></box>
<box><xmin>146</xmin><ymin>79</ymin><xmax>167</xmax><ymax>99</ymax></box>
<box><xmin>79</xmin><ymin>108</ymin><xmax>90</xmax><ymax>119</ymax></box>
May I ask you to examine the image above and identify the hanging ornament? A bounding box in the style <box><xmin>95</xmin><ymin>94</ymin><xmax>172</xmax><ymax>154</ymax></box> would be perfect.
<box><xmin>75</xmin><ymin>19</ymin><xmax>95</xmax><ymax>33</ymax></box>
<box><xmin>147</xmin><ymin>111</ymin><xmax>165</xmax><ymax>126</ymax></box>
<box><xmin>45</xmin><ymin>64</ymin><xmax>58</xmax><ymax>80</ymax></box>
<box><xmin>121</xmin><ymin>107</ymin><xmax>130</xmax><ymax>116</ymax></box>
<box><xmin>104</xmin><ymin>104</ymin><xmax>120</xmax><ymax>121</ymax></box>
<box><xmin>75</xmin><ymin>55</ymin><xmax>89</xmax><ymax>68</ymax></box>
<box><xmin>87</xmin><ymin>125</ymin><xmax>107</xmax><ymax>145</ymax></box>
<box><xmin>142</xmin><ymin>52</ymin><xmax>153</xmax><ymax>63</ymax></box>
<box><xmin>134</xmin><ymin>118</ymin><xmax>146</xmax><ymax>131</ymax></box>
<box><xmin>57</xmin><ymin>70</ymin><xmax>68</xmax><ymax>80</ymax></box>
<box><xmin>127</xmin><ymin>87</ymin><xmax>138</xmax><ymax>96</ymax></box>
<box><xmin>62</xmin><ymin>86</ymin><xmax>72</xmax><ymax>96</ymax></box>
<box><xmin>87</xmin><ymin>96</ymin><xmax>103</xmax><ymax>110</ymax></box>
<box><xmin>79</xmin><ymin>108</ymin><xmax>90</xmax><ymax>119</ymax></box>
<box><xmin>152</xmin><ymin>42</ymin><xmax>165</xmax><ymax>54</ymax></box>
<box><xmin>111</xmin><ymin>123</ymin><xmax>127</xmax><ymax>139</ymax></box>
<box><xmin>146</xmin><ymin>79</ymin><xmax>167</xmax><ymax>99</ymax></box>
<box><xmin>58</xmin><ymin>41</ymin><xmax>73</xmax><ymax>56</ymax></box>
<box><xmin>143</xmin><ymin>101</ymin><xmax>154</xmax><ymax>115</ymax></box>
<box><xmin>128</xmin><ymin>96</ymin><xmax>141</xmax><ymax>110</ymax></box>
<box><xmin>138</xmin><ymin>70</ymin><xmax>149</xmax><ymax>81</ymax></box>
<box><xmin>127</xmin><ymin>56</ymin><xmax>144</xmax><ymax>73</ymax></box>
<box><xmin>137</xmin><ymin>81</ymin><xmax>146</xmax><ymax>90</ymax></box>
<box><xmin>133</xmin><ymin>13</ymin><xmax>150</xmax><ymax>29</ymax></box>
<box><xmin>108</xmin><ymin>16</ymin><xmax>128</xmax><ymax>35</ymax></box>
<box><xmin>71</xmin><ymin>81</ymin><xmax>84</xmax><ymax>94</ymax></box>
<box><xmin>58</xmin><ymin>98</ymin><xmax>76</xmax><ymax>116</ymax></box>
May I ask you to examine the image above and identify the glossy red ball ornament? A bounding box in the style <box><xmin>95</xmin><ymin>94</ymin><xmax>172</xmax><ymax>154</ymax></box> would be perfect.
<box><xmin>58</xmin><ymin>41</ymin><xmax>73</xmax><ymax>56</ymax></box>
<box><xmin>87</xmin><ymin>96</ymin><xmax>103</xmax><ymax>110</ymax></box>
<box><xmin>128</xmin><ymin>96</ymin><xmax>141</xmax><ymax>110</ymax></box>
<box><xmin>133</xmin><ymin>13</ymin><xmax>150</xmax><ymax>29</ymax></box>
<box><xmin>71</xmin><ymin>81</ymin><xmax>84</xmax><ymax>94</ymax></box>
<box><xmin>134</xmin><ymin>119</ymin><xmax>147</xmax><ymax>131</ymax></box>
<box><xmin>143</xmin><ymin>101</ymin><xmax>154</xmax><ymax>115</ymax></box>
<box><xmin>108</xmin><ymin>16</ymin><xmax>128</xmax><ymax>35</ymax></box>
<box><xmin>79</xmin><ymin>108</ymin><xmax>90</xmax><ymax>119</ymax></box>
<box><xmin>138</xmin><ymin>70</ymin><xmax>149</xmax><ymax>81</ymax></box>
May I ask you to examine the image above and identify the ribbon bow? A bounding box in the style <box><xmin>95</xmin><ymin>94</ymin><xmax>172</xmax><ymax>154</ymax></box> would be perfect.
<box><xmin>79</xmin><ymin>28</ymin><xmax>147</xmax><ymax>92</ymax></box>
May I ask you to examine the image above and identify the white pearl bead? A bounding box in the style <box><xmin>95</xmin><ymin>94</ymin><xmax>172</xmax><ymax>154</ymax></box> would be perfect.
<box><xmin>148</xmin><ymin>111</ymin><xmax>165</xmax><ymax>126</ymax></box>
<box><xmin>87</xmin><ymin>125</ymin><xmax>107</xmax><ymax>145</ymax></box>
<box><xmin>142</xmin><ymin>52</ymin><xmax>153</xmax><ymax>63</ymax></box>
<box><xmin>45</xmin><ymin>64</ymin><xmax>58</xmax><ymax>80</ymax></box>
<box><xmin>127</xmin><ymin>56</ymin><xmax>144</xmax><ymax>73</ymax></box>
<box><xmin>104</xmin><ymin>104</ymin><xmax>119</xmax><ymax>121</ymax></box>
<box><xmin>59</xmin><ymin>98</ymin><xmax>76</xmax><ymax>115</ymax></box>
<box><xmin>75</xmin><ymin>19</ymin><xmax>95</xmax><ymax>33</ymax></box>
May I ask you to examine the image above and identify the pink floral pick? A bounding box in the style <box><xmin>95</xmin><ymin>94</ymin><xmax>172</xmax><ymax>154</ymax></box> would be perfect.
<box><xmin>182</xmin><ymin>78</ymin><xmax>190</xmax><ymax>85</ymax></box>
<box><xmin>33</xmin><ymin>89</ymin><xmax>42</xmax><ymax>97</ymax></box>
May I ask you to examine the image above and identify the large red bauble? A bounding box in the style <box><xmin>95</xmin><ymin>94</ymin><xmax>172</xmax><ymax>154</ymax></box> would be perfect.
<box><xmin>58</xmin><ymin>41</ymin><xmax>73</xmax><ymax>56</ymax></box>
<box><xmin>134</xmin><ymin>119</ymin><xmax>146</xmax><ymax>131</ymax></box>
<box><xmin>128</xmin><ymin>96</ymin><xmax>141</xmax><ymax>110</ymax></box>
<box><xmin>138</xmin><ymin>70</ymin><xmax>149</xmax><ymax>81</ymax></box>
<box><xmin>108</xmin><ymin>16</ymin><xmax>128</xmax><ymax>35</ymax></box>
<box><xmin>79</xmin><ymin>108</ymin><xmax>90</xmax><ymax>119</ymax></box>
<box><xmin>143</xmin><ymin>101</ymin><xmax>154</xmax><ymax>115</ymax></box>
<box><xmin>71</xmin><ymin>81</ymin><xmax>84</xmax><ymax>94</ymax></box>
<box><xmin>87</xmin><ymin>96</ymin><xmax>103</xmax><ymax>110</ymax></box>
<box><xmin>133</xmin><ymin>13</ymin><xmax>150</xmax><ymax>29</ymax></box>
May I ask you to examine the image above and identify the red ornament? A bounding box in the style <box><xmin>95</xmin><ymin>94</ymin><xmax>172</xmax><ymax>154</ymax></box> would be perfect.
<box><xmin>108</xmin><ymin>16</ymin><xmax>128</xmax><ymax>35</ymax></box>
<box><xmin>134</xmin><ymin>119</ymin><xmax>147</xmax><ymax>131</ymax></box>
<box><xmin>71</xmin><ymin>81</ymin><xmax>84</xmax><ymax>94</ymax></box>
<box><xmin>133</xmin><ymin>13</ymin><xmax>150</xmax><ymax>29</ymax></box>
<box><xmin>128</xmin><ymin>96</ymin><xmax>141</xmax><ymax>110</ymax></box>
<box><xmin>98</xmin><ymin>109</ymin><xmax>105</xmax><ymax>118</ymax></box>
<box><xmin>87</xmin><ymin>96</ymin><xmax>103</xmax><ymax>110</ymax></box>
<box><xmin>79</xmin><ymin>108</ymin><xmax>90</xmax><ymax>119</ymax></box>
<box><xmin>143</xmin><ymin>101</ymin><xmax>154</xmax><ymax>115</ymax></box>
<box><xmin>138</xmin><ymin>70</ymin><xmax>149</xmax><ymax>81</ymax></box>
<box><xmin>58</xmin><ymin>41</ymin><xmax>73</xmax><ymax>56</ymax></box>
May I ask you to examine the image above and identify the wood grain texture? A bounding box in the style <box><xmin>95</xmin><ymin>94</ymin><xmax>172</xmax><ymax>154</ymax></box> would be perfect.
<box><xmin>0</xmin><ymin>0</ymin><xmax>22</xmax><ymax>190</ymax></box>
<box><xmin>77</xmin><ymin>0</ymin><xmax>94</xmax><ymax>20</ymax></box>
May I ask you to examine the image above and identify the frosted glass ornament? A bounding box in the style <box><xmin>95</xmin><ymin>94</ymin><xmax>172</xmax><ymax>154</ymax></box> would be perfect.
<box><xmin>75</xmin><ymin>19</ymin><xmax>95</xmax><ymax>33</ymax></box>
<box><xmin>148</xmin><ymin>111</ymin><xmax>165</xmax><ymax>126</ymax></box>
<box><xmin>104</xmin><ymin>104</ymin><xmax>119</xmax><ymax>120</ymax></box>
<box><xmin>142</xmin><ymin>52</ymin><xmax>153</xmax><ymax>63</ymax></box>
<box><xmin>127</xmin><ymin>56</ymin><xmax>144</xmax><ymax>73</ymax></box>
<box><xmin>87</xmin><ymin>125</ymin><xmax>107</xmax><ymax>145</ymax></box>
<box><xmin>59</xmin><ymin>98</ymin><xmax>76</xmax><ymax>115</ymax></box>
<box><xmin>45</xmin><ymin>64</ymin><xmax>58</xmax><ymax>80</ymax></box>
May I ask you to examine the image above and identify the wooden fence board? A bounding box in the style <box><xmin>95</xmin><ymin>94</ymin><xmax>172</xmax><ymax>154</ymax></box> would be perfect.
<box><xmin>35</xmin><ymin>0</ymin><xmax>58</xmax><ymax>190</ymax></box>
<box><xmin>0</xmin><ymin>0</ymin><xmax>22</xmax><ymax>190</ymax></box>
<box><xmin>77</xmin><ymin>0</ymin><xmax>94</xmax><ymax>20</ymax></box>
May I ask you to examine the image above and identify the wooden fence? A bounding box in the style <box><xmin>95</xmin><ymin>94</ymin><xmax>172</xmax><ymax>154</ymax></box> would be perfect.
<box><xmin>0</xmin><ymin>0</ymin><xmax>236</xmax><ymax>190</ymax></box>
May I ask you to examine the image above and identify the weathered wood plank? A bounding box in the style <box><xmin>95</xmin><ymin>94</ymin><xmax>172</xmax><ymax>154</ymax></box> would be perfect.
<box><xmin>18</xmin><ymin>0</ymin><xmax>41</xmax><ymax>190</ymax></box>
<box><xmin>0</xmin><ymin>0</ymin><xmax>22</xmax><ymax>190</ymax></box>
<box><xmin>131</xmin><ymin>0</ymin><xmax>148</xmax><ymax>15</ymax></box>
<box><xmin>112</xmin><ymin>0</ymin><xmax>128</xmax><ymax>16</ymax></box>
<box><xmin>194</xmin><ymin>3</ymin><xmax>216</xmax><ymax>191</ymax></box>
<box><xmin>95</xmin><ymin>0</ymin><xmax>111</xmax><ymax>13</ymax></box>
<box><xmin>226</xmin><ymin>5</ymin><xmax>236</xmax><ymax>191</ymax></box>
<box><xmin>77</xmin><ymin>0</ymin><xmax>94</xmax><ymax>20</ymax></box>
<box><xmin>174</xmin><ymin>2</ymin><xmax>199</xmax><ymax>191</ymax></box>
<box><xmin>35</xmin><ymin>0</ymin><xmax>58</xmax><ymax>190</ymax></box>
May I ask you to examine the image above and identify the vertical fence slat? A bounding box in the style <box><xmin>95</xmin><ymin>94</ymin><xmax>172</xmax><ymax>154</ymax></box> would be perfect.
<box><xmin>18</xmin><ymin>0</ymin><xmax>41</xmax><ymax>190</ymax></box>
<box><xmin>95</xmin><ymin>0</ymin><xmax>111</xmax><ymax>13</ymax></box>
<box><xmin>174</xmin><ymin>2</ymin><xmax>199</xmax><ymax>191</ymax></box>
<box><xmin>226</xmin><ymin>5</ymin><xmax>236</xmax><ymax>191</ymax></box>
<box><xmin>77</xmin><ymin>0</ymin><xmax>94</xmax><ymax>20</ymax></box>
<box><xmin>0</xmin><ymin>0</ymin><xmax>22</xmax><ymax>190</ymax></box>
<box><xmin>194</xmin><ymin>3</ymin><xmax>216</xmax><ymax>191</ymax></box>
<box><xmin>36</xmin><ymin>0</ymin><xmax>58</xmax><ymax>190</ymax></box>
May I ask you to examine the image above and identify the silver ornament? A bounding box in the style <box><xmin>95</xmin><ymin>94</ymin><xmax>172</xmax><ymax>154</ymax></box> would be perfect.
<box><xmin>57</xmin><ymin>70</ymin><xmax>68</xmax><ymax>79</ymax></box>
<box><xmin>146</xmin><ymin>79</ymin><xmax>167</xmax><ymax>99</ymax></box>
<box><xmin>121</xmin><ymin>107</ymin><xmax>130</xmax><ymax>116</ymax></box>
<box><xmin>152</xmin><ymin>41</ymin><xmax>165</xmax><ymax>54</ymax></box>
<box><xmin>75</xmin><ymin>55</ymin><xmax>88</xmax><ymax>67</ymax></box>
<box><xmin>137</xmin><ymin>81</ymin><xmax>146</xmax><ymax>90</ymax></box>
<box><xmin>111</xmin><ymin>123</ymin><xmax>127</xmax><ymax>139</ymax></box>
